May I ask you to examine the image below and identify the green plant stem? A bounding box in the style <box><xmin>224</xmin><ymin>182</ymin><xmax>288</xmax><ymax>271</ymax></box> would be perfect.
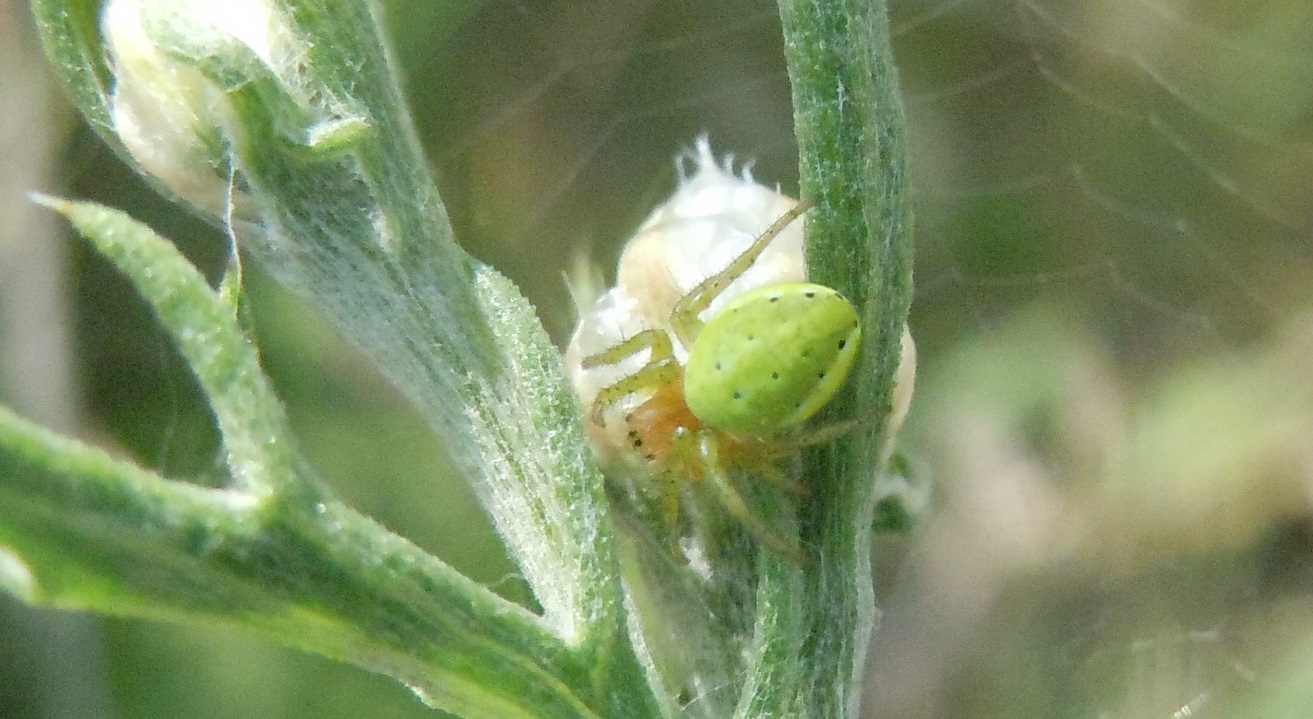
<box><xmin>777</xmin><ymin>0</ymin><xmax>914</xmax><ymax>717</ymax></box>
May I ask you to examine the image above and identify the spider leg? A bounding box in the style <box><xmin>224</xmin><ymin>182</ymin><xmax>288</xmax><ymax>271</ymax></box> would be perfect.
<box><xmin>581</xmin><ymin>327</ymin><xmax>674</xmax><ymax>368</ymax></box>
<box><xmin>662</xmin><ymin>428</ymin><xmax>703</xmax><ymax>523</ymax></box>
<box><xmin>583</xmin><ymin>329</ymin><xmax>679</xmax><ymax>426</ymax></box>
<box><xmin>719</xmin><ymin>436</ymin><xmax>808</xmax><ymax>494</ymax></box>
<box><xmin>791</xmin><ymin>419</ymin><xmax>863</xmax><ymax>447</ymax></box>
<box><xmin>729</xmin><ymin>420</ymin><xmax>862</xmax><ymax>496</ymax></box>
<box><xmin>670</xmin><ymin>199</ymin><xmax>813</xmax><ymax>347</ymax></box>
<box><xmin>588</xmin><ymin>361</ymin><xmax>681</xmax><ymax>426</ymax></box>
<box><xmin>697</xmin><ymin>433</ymin><xmax>803</xmax><ymax>560</ymax></box>
<box><xmin>749</xmin><ymin>460</ymin><xmax>807</xmax><ymax>495</ymax></box>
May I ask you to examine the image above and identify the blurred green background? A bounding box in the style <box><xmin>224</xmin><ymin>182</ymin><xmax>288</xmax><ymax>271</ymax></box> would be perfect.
<box><xmin>3</xmin><ymin>0</ymin><xmax>1313</xmax><ymax>717</ymax></box>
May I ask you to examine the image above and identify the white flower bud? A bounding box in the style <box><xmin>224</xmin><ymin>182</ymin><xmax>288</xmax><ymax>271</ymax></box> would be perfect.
<box><xmin>100</xmin><ymin>0</ymin><xmax>307</xmax><ymax>216</ymax></box>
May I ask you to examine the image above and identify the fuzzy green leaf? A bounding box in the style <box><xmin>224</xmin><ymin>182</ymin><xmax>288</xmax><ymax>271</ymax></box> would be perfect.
<box><xmin>0</xmin><ymin>404</ymin><xmax>606</xmax><ymax>719</ymax></box>
<box><xmin>33</xmin><ymin>196</ymin><xmax>314</xmax><ymax>500</ymax></box>
<box><xmin>31</xmin><ymin>0</ymin><xmax>628</xmax><ymax>652</ymax></box>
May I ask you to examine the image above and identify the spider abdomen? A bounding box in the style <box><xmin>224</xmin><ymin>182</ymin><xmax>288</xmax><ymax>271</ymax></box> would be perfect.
<box><xmin>683</xmin><ymin>282</ymin><xmax>861</xmax><ymax>434</ymax></box>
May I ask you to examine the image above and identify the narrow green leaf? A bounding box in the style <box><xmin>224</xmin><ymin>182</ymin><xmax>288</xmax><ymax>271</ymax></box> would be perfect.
<box><xmin>35</xmin><ymin>195</ymin><xmax>313</xmax><ymax>501</ymax></box>
<box><xmin>0</xmin><ymin>405</ymin><xmax>602</xmax><ymax>719</ymax></box>
<box><xmin>31</xmin><ymin>0</ymin><xmax>114</xmax><ymax>136</ymax></box>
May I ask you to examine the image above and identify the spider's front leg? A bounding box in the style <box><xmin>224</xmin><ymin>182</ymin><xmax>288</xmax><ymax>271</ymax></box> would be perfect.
<box><xmin>668</xmin><ymin>199</ymin><xmax>813</xmax><ymax>347</ymax></box>
<box><xmin>695</xmin><ymin>433</ymin><xmax>803</xmax><ymax>560</ymax></box>
<box><xmin>582</xmin><ymin>329</ymin><xmax>681</xmax><ymax>426</ymax></box>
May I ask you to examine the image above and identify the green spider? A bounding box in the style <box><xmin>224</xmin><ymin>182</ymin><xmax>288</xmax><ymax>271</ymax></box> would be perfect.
<box><xmin>582</xmin><ymin>200</ymin><xmax>861</xmax><ymax>555</ymax></box>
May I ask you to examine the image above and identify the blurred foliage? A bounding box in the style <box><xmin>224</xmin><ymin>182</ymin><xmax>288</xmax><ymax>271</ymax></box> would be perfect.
<box><xmin>2</xmin><ymin>0</ymin><xmax>1313</xmax><ymax>718</ymax></box>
